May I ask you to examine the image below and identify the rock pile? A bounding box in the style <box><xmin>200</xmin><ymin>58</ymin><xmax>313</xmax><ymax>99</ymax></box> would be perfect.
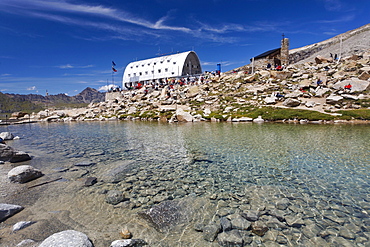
<box><xmin>21</xmin><ymin>49</ymin><xmax>369</xmax><ymax>123</ymax></box>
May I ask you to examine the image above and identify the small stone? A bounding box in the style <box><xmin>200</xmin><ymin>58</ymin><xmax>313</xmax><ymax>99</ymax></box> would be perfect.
<box><xmin>217</xmin><ymin>230</ymin><xmax>243</xmax><ymax>247</ymax></box>
<box><xmin>120</xmin><ymin>229</ymin><xmax>132</xmax><ymax>239</ymax></box>
<box><xmin>84</xmin><ymin>177</ymin><xmax>97</xmax><ymax>186</ymax></box>
<box><xmin>240</xmin><ymin>210</ymin><xmax>259</xmax><ymax>222</ymax></box>
<box><xmin>275</xmin><ymin>198</ymin><xmax>290</xmax><ymax>210</ymax></box>
<box><xmin>13</xmin><ymin>221</ymin><xmax>35</xmax><ymax>232</ymax></box>
<box><xmin>231</xmin><ymin>217</ymin><xmax>251</xmax><ymax>230</ymax></box>
<box><xmin>110</xmin><ymin>239</ymin><xmax>147</xmax><ymax>247</ymax></box>
<box><xmin>105</xmin><ymin>190</ymin><xmax>125</xmax><ymax>205</ymax></box>
<box><xmin>251</xmin><ymin>221</ymin><xmax>269</xmax><ymax>236</ymax></box>
<box><xmin>75</xmin><ymin>161</ymin><xmax>96</xmax><ymax>167</ymax></box>
<box><xmin>220</xmin><ymin>217</ymin><xmax>232</xmax><ymax>232</ymax></box>
<box><xmin>203</xmin><ymin>223</ymin><xmax>221</xmax><ymax>242</ymax></box>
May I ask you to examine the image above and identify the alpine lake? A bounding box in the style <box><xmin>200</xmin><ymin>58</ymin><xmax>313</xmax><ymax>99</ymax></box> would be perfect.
<box><xmin>1</xmin><ymin>121</ymin><xmax>369</xmax><ymax>247</ymax></box>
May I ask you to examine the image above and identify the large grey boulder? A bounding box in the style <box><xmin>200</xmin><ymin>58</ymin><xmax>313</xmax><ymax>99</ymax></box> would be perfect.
<box><xmin>0</xmin><ymin>203</ymin><xmax>24</xmax><ymax>222</ymax></box>
<box><xmin>8</xmin><ymin>165</ymin><xmax>43</xmax><ymax>183</ymax></box>
<box><xmin>283</xmin><ymin>98</ymin><xmax>301</xmax><ymax>107</ymax></box>
<box><xmin>38</xmin><ymin>230</ymin><xmax>93</xmax><ymax>247</ymax></box>
<box><xmin>333</xmin><ymin>79</ymin><xmax>370</xmax><ymax>92</ymax></box>
<box><xmin>0</xmin><ymin>144</ymin><xmax>31</xmax><ymax>163</ymax></box>
<box><xmin>176</xmin><ymin>108</ymin><xmax>193</xmax><ymax>122</ymax></box>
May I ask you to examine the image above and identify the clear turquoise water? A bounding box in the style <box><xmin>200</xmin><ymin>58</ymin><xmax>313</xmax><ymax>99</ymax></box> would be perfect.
<box><xmin>2</xmin><ymin>121</ymin><xmax>370</xmax><ymax>246</ymax></box>
<box><xmin>4</xmin><ymin>121</ymin><xmax>370</xmax><ymax>206</ymax></box>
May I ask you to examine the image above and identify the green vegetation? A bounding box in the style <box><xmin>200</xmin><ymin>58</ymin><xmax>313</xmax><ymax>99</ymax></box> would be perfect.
<box><xmin>0</xmin><ymin>92</ymin><xmax>43</xmax><ymax>118</ymax></box>
<box><xmin>243</xmin><ymin>107</ymin><xmax>335</xmax><ymax>121</ymax></box>
<box><xmin>336</xmin><ymin>109</ymin><xmax>370</xmax><ymax>120</ymax></box>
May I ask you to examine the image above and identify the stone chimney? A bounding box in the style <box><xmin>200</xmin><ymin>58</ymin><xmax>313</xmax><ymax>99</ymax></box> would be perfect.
<box><xmin>280</xmin><ymin>37</ymin><xmax>289</xmax><ymax>66</ymax></box>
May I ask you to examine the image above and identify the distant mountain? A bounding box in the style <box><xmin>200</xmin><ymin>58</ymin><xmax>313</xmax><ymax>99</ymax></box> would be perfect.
<box><xmin>0</xmin><ymin>87</ymin><xmax>105</xmax><ymax>114</ymax></box>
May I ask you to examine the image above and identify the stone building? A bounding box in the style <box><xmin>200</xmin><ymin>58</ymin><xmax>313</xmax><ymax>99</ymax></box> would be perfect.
<box><xmin>122</xmin><ymin>51</ymin><xmax>202</xmax><ymax>88</ymax></box>
<box><xmin>251</xmin><ymin>37</ymin><xmax>290</xmax><ymax>69</ymax></box>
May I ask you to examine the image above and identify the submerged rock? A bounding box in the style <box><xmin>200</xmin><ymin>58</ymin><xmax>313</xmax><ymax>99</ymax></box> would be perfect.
<box><xmin>0</xmin><ymin>203</ymin><xmax>24</xmax><ymax>222</ymax></box>
<box><xmin>0</xmin><ymin>144</ymin><xmax>31</xmax><ymax>163</ymax></box>
<box><xmin>101</xmin><ymin>160</ymin><xmax>135</xmax><ymax>183</ymax></box>
<box><xmin>13</xmin><ymin>221</ymin><xmax>36</xmax><ymax>232</ymax></box>
<box><xmin>138</xmin><ymin>195</ymin><xmax>211</xmax><ymax>233</ymax></box>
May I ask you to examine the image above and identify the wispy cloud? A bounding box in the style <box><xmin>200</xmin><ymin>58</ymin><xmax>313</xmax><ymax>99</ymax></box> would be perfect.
<box><xmin>27</xmin><ymin>86</ymin><xmax>37</xmax><ymax>90</ymax></box>
<box><xmin>322</xmin><ymin>0</ymin><xmax>343</xmax><ymax>11</ymax></box>
<box><xmin>56</xmin><ymin>64</ymin><xmax>94</xmax><ymax>69</ymax></box>
<box><xmin>0</xmin><ymin>0</ymin><xmax>261</xmax><ymax>44</ymax></box>
<box><xmin>315</xmin><ymin>14</ymin><xmax>355</xmax><ymax>24</ymax></box>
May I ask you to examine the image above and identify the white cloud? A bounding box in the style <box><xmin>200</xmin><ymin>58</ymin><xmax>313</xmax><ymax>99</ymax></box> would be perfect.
<box><xmin>98</xmin><ymin>84</ymin><xmax>119</xmax><ymax>92</ymax></box>
<box><xmin>27</xmin><ymin>86</ymin><xmax>37</xmax><ymax>90</ymax></box>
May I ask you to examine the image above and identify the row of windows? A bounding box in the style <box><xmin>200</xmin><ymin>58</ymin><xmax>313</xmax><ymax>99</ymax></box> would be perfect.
<box><xmin>128</xmin><ymin>68</ymin><xmax>175</xmax><ymax>77</ymax></box>
<box><xmin>130</xmin><ymin>60</ymin><xmax>176</xmax><ymax>69</ymax></box>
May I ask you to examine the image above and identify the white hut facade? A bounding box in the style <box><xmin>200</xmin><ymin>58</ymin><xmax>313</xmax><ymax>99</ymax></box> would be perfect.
<box><xmin>122</xmin><ymin>51</ymin><xmax>202</xmax><ymax>86</ymax></box>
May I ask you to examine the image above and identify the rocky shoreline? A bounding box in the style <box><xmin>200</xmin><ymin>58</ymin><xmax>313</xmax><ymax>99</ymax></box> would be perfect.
<box><xmin>3</xmin><ymin>51</ymin><xmax>370</xmax><ymax>126</ymax></box>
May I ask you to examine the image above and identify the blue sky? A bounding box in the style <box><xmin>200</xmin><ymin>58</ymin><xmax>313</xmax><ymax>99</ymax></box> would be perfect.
<box><xmin>0</xmin><ymin>0</ymin><xmax>369</xmax><ymax>96</ymax></box>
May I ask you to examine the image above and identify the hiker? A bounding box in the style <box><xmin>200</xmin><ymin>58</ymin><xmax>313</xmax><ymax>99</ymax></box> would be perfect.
<box><xmin>344</xmin><ymin>84</ymin><xmax>352</xmax><ymax>91</ymax></box>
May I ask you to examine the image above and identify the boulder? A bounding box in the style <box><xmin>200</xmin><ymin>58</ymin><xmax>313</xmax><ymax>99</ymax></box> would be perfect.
<box><xmin>283</xmin><ymin>98</ymin><xmax>301</xmax><ymax>107</ymax></box>
<box><xmin>39</xmin><ymin>230</ymin><xmax>93</xmax><ymax>247</ymax></box>
<box><xmin>0</xmin><ymin>203</ymin><xmax>24</xmax><ymax>222</ymax></box>
<box><xmin>315</xmin><ymin>55</ymin><xmax>332</xmax><ymax>64</ymax></box>
<box><xmin>8</xmin><ymin>165</ymin><xmax>43</xmax><ymax>183</ymax></box>
<box><xmin>326</xmin><ymin>95</ymin><xmax>343</xmax><ymax>104</ymax></box>
<box><xmin>264</xmin><ymin>96</ymin><xmax>277</xmax><ymax>104</ymax></box>
<box><xmin>0</xmin><ymin>144</ymin><xmax>31</xmax><ymax>163</ymax></box>
<box><xmin>0</xmin><ymin>132</ymin><xmax>14</xmax><ymax>140</ymax></box>
<box><xmin>333</xmin><ymin>79</ymin><xmax>370</xmax><ymax>92</ymax></box>
<box><xmin>9</xmin><ymin>151</ymin><xmax>32</xmax><ymax>163</ymax></box>
<box><xmin>176</xmin><ymin>108</ymin><xmax>193</xmax><ymax>122</ymax></box>
<box><xmin>253</xmin><ymin>116</ymin><xmax>265</xmax><ymax>123</ymax></box>
<box><xmin>270</xmin><ymin>71</ymin><xmax>293</xmax><ymax>80</ymax></box>
<box><xmin>186</xmin><ymin>86</ymin><xmax>199</xmax><ymax>98</ymax></box>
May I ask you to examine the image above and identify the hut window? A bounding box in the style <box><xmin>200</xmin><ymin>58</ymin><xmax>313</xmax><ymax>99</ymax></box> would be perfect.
<box><xmin>158</xmin><ymin>69</ymin><xmax>161</xmax><ymax>73</ymax></box>
<box><xmin>173</xmin><ymin>62</ymin><xmax>176</xmax><ymax>64</ymax></box>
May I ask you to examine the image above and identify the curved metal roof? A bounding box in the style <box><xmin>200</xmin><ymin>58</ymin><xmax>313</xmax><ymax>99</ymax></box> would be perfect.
<box><xmin>122</xmin><ymin>51</ymin><xmax>201</xmax><ymax>84</ymax></box>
